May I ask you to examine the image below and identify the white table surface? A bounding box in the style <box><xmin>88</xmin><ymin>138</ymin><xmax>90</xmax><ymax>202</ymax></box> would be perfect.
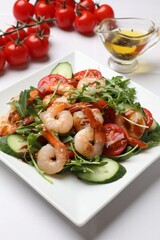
<box><xmin>1</xmin><ymin>0</ymin><xmax>160</xmax><ymax>239</ymax></box>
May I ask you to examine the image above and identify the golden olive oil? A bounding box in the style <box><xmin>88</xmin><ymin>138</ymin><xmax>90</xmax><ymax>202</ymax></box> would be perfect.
<box><xmin>104</xmin><ymin>29</ymin><xmax>147</xmax><ymax>60</ymax></box>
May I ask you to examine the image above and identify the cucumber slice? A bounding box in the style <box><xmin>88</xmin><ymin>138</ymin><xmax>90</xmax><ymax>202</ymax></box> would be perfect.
<box><xmin>0</xmin><ymin>134</ymin><xmax>27</xmax><ymax>158</ymax></box>
<box><xmin>148</xmin><ymin>118</ymin><xmax>157</xmax><ymax>132</ymax></box>
<box><xmin>50</xmin><ymin>62</ymin><xmax>73</xmax><ymax>78</ymax></box>
<box><xmin>76</xmin><ymin>158</ymin><xmax>126</xmax><ymax>184</ymax></box>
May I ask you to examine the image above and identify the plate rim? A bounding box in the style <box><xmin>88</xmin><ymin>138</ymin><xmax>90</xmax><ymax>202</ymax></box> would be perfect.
<box><xmin>1</xmin><ymin>50</ymin><xmax>160</xmax><ymax>227</ymax></box>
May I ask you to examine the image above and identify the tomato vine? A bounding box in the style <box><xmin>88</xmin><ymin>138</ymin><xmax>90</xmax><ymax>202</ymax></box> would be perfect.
<box><xmin>0</xmin><ymin>0</ymin><xmax>115</xmax><ymax>72</ymax></box>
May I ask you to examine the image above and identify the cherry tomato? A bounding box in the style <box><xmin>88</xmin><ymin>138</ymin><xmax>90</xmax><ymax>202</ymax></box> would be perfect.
<box><xmin>143</xmin><ymin>108</ymin><xmax>153</xmax><ymax>128</ymax></box>
<box><xmin>0</xmin><ymin>36</ymin><xmax>6</xmax><ymax>48</ymax></box>
<box><xmin>102</xmin><ymin>123</ymin><xmax>128</xmax><ymax>156</ymax></box>
<box><xmin>4</xmin><ymin>27</ymin><xmax>27</xmax><ymax>44</ymax></box>
<box><xmin>73</xmin><ymin>69</ymin><xmax>102</xmax><ymax>87</ymax></box>
<box><xmin>35</xmin><ymin>1</ymin><xmax>55</xmax><ymax>24</ymax></box>
<box><xmin>26</xmin><ymin>21</ymin><xmax>50</xmax><ymax>37</ymax></box>
<box><xmin>77</xmin><ymin>0</ymin><xmax>95</xmax><ymax>13</ymax></box>
<box><xmin>37</xmin><ymin>74</ymin><xmax>68</xmax><ymax>97</ymax></box>
<box><xmin>55</xmin><ymin>5</ymin><xmax>75</xmax><ymax>29</ymax></box>
<box><xmin>4</xmin><ymin>42</ymin><xmax>29</xmax><ymax>66</ymax></box>
<box><xmin>94</xmin><ymin>4</ymin><xmax>114</xmax><ymax>24</ymax></box>
<box><xmin>55</xmin><ymin>0</ymin><xmax>75</xmax><ymax>8</ymax></box>
<box><xmin>24</xmin><ymin>34</ymin><xmax>49</xmax><ymax>59</ymax></box>
<box><xmin>74</xmin><ymin>69</ymin><xmax>102</xmax><ymax>80</ymax></box>
<box><xmin>74</xmin><ymin>10</ymin><xmax>96</xmax><ymax>35</ymax></box>
<box><xmin>0</xmin><ymin>49</ymin><xmax>6</xmax><ymax>71</ymax></box>
<box><xmin>13</xmin><ymin>0</ymin><xmax>35</xmax><ymax>22</ymax></box>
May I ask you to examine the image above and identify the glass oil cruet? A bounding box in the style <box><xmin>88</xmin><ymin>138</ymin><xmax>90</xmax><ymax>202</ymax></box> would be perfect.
<box><xmin>95</xmin><ymin>18</ymin><xmax>160</xmax><ymax>73</ymax></box>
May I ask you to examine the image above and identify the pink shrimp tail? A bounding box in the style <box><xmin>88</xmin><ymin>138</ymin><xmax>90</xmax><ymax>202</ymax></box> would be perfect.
<box><xmin>42</xmin><ymin>129</ymin><xmax>69</xmax><ymax>161</ymax></box>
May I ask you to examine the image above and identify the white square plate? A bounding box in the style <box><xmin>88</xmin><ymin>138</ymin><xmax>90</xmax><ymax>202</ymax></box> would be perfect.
<box><xmin>0</xmin><ymin>50</ymin><xmax>160</xmax><ymax>227</ymax></box>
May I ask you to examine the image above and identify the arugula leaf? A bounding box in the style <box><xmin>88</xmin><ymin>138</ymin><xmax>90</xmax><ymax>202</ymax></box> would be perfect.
<box><xmin>68</xmin><ymin>76</ymin><xmax>138</xmax><ymax>114</ymax></box>
<box><xmin>114</xmin><ymin>122</ymin><xmax>160</xmax><ymax>161</ymax></box>
<box><xmin>28</xmin><ymin>150</ymin><xmax>53</xmax><ymax>183</ymax></box>
<box><xmin>8</xmin><ymin>87</ymin><xmax>45</xmax><ymax>119</ymax></box>
<box><xmin>16</xmin><ymin>119</ymin><xmax>43</xmax><ymax>136</ymax></box>
<box><xmin>8</xmin><ymin>89</ymin><xmax>29</xmax><ymax>118</ymax></box>
<box><xmin>64</xmin><ymin>143</ymin><xmax>108</xmax><ymax>173</ymax></box>
<box><xmin>27</xmin><ymin>133</ymin><xmax>42</xmax><ymax>153</ymax></box>
<box><xmin>59</xmin><ymin>130</ymin><xmax>75</xmax><ymax>144</ymax></box>
<box><xmin>141</xmin><ymin>122</ymin><xmax>160</xmax><ymax>148</ymax></box>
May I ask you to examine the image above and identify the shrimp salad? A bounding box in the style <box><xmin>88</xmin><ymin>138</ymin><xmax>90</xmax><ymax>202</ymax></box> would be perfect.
<box><xmin>1</xmin><ymin>62</ymin><xmax>160</xmax><ymax>184</ymax></box>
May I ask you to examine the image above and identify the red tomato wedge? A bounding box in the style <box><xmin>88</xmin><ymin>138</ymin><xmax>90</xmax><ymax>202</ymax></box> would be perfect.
<box><xmin>102</xmin><ymin>123</ymin><xmax>128</xmax><ymax>156</ymax></box>
<box><xmin>37</xmin><ymin>74</ymin><xmax>69</xmax><ymax>97</ymax></box>
<box><xmin>93</xmin><ymin>100</ymin><xmax>116</xmax><ymax>123</ymax></box>
<box><xmin>143</xmin><ymin>107</ymin><xmax>153</xmax><ymax>128</ymax></box>
<box><xmin>74</xmin><ymin>69</ymin><xmax>102</xmax><ymax>80</ymax></box>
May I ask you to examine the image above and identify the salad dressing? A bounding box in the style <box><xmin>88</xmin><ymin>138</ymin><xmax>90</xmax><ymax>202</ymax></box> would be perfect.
<box><xmin>104</xmin><ymin>29</ymin><xmax>147</xmax><ymax>61</ymax></box>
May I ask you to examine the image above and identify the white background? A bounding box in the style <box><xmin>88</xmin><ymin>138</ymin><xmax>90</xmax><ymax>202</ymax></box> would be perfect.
<box><xmin>1</xmin><ymin>0</ymin><xmax>160</xmax><ymax>239</ymax></box>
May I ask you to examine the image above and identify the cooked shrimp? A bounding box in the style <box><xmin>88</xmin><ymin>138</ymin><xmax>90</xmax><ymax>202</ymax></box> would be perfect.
<box><xmin>36</xmin><ymin>129</ymin><xmax>69</xmax><ymax>174</ymax></box>
<box><xmin>77</xmin><ymin>77</ymin><xmax>105</xmax><ymax>91</ymax></box>
<box><xmin>73</xmin><ymin>108</ymin><xmax>104</xmax><ymax>132</ymax></box>
<box><xmin>39</xmin><ymin>102</ymin><xmax>73</xmax><ymax>134</ymax></box>
<box><xmin>90</xmin><ymin>108</ymin><xmax>104</xmax><ymax>125</ymax></box>
<box><xmin>0</xmin><ymin>116</ymin><xmax>16</xmax><ymax>136</ymax></box>
<box><xmin>40</xmin><ymin>76</ymin><xmax>75</xmax><ymax>98</ymax></box>
<box><xmin>0</xmin><ymin>123</ymin><xmax>16</xmax><ymax>136</ymax></box>
<box><xmin>8</xmin><ymin>110</ymin><xmax>21</xmax><ymax>124</ymax></box>
<box><xmin>49</xmin><ymin>81</ymin><xmax>74</xmax><ymax>95</ymax></box>
<box><xmin>67</xmin><ymin>102</ymin><xmax>93</xmax><ymax>113</ymax></box>
<box><xmin>73</xmin><ymin>111</ymin><xmax>89</xmax><ymax>132</ymax></box>
<box><xmin>74</xmin><ymin>126</ymin><xmax>105</xmax><ymax>158</ymax></box>
<box><xmin>74</xmin><ymin>106</ymin><xmax>105</xmax><ymax>158</ymax></box>
<box><xmin>43</xmin><ymin>94</ymin><xmax>54</xmax><ymax>106</ymax></box>
<box><xmin>115</xmin><ymin>109</ymin><xmax>147</xmax><ymax>139</ymax></box>
<box><xmin>43</xmin><ymin>94</ymin><xmax>73</xmax><ymax>106</ymax></box>
<box><xmin>36</xmin><ymin>141</ymin><xmax>68</xmax><ymax>175</ymax></box>
<box><xmin>83</xmin><ymin>107</ymin><xmax>104</xmax><ymax>129</ymax></box>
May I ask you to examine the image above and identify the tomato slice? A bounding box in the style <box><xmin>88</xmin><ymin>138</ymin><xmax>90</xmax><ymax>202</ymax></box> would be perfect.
<box><xmin>93</xmin><ymin>100</ymin><xmax>116</xmax><ymax>123</ymax></box>
<box><xmin>102</xmin><ymin>123</ymin><xmax>128</xmax><ymax>156</ymax></box>
<box><xmin>37</xmin><ymin>74</ymin><xmax>69</xmax><ymax>98</ymax></box>
<box><xmin>143</xmin><ymin>107</ymin><xmax>153</xmax><ymax>128</ymax></box>
<box><xmin>103</xmin><ymin>105</ymin><xmax>116</xmax><ymax>123</ymax></box>
<box><xmin>74</xmin><ymin>69</ymin><xmax>102</xmax><ymax>80</ymax></box>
